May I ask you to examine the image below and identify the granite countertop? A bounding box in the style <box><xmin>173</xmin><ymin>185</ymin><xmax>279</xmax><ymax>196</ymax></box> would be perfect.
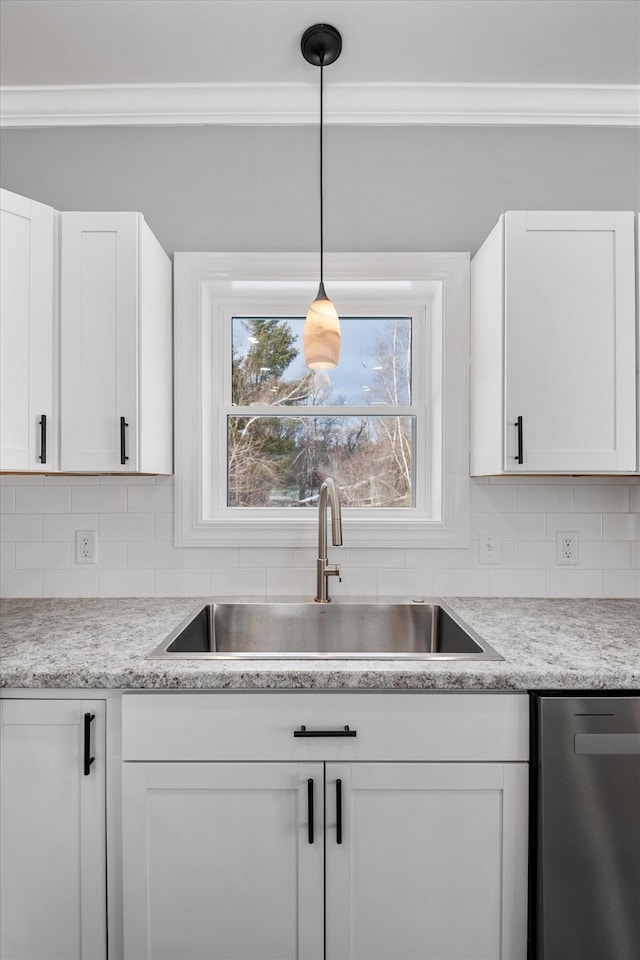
<box><xmin>0</xmin><ymin>597</ymin><xmax>638</xmax><ymax>690</ymax></box>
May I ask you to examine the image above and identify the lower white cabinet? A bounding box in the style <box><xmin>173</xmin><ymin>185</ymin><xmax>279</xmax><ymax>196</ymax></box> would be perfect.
<box><xmin>325</xmin><ymin>762</ymin><xmax>527</xmax><ymax>960</ymax></box>
<box><xmin>121</xmin><ymin>692</ymin><xmax>529</xmax><ymax>960</ymax></box>
<box><xmin>0</xmin><ymin>699</ymin><xmax>107</xmax><ymax>960</ymax></box>
<box><xmin>123</xmin><ymin>762</ymin><xmax>325</xmax><ymax>960</ymax></box>
<box><xmin>122</xmin><ymin>759</ymin><xmax>527</xmax><ymax>960</ymax></box>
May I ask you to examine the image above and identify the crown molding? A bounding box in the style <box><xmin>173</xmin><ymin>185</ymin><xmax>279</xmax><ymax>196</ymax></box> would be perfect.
<box><xmin>1</xmin><ymin>82</ymin><xmax>638</xmax><ymax>128</ymax></box>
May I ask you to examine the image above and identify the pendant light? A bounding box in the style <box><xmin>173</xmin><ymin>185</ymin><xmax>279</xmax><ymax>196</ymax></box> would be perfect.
<box><xmin>301</xmin><ymin>23</ymin><xmax>342</xmax><ymax>370</ymax></box>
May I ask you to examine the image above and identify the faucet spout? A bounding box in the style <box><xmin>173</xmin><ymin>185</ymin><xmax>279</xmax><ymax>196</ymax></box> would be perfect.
<box><xmin>315</xmin><ymin>478</ymin><xmax>343</xmax><ymax>603</ymax></box>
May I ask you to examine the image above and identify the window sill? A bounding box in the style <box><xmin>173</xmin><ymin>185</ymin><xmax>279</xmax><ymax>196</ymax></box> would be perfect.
<box><xmin>175</xmin><ymin>501</ymin><xmax>469</xmax><ymax>550</ymax></box>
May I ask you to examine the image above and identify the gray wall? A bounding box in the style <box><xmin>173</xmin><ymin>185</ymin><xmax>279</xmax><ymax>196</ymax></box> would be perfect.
<box><xmin>1</xmin><ymin>125</ymin><xmax>638</xmax><ymax>256</ymax></box>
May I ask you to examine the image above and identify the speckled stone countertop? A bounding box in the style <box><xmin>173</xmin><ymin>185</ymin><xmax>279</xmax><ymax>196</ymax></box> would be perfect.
<box><xmin>1</xmin><ymin>597</ymin><xmax>638</xmax><ymax>690</ymax></box>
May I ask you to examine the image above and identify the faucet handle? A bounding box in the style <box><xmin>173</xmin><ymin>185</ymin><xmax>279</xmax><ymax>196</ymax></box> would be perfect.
<box><xmin>325</xmin><ymin>564</ymin><xmax>341</xmax><ymax>581</ymax></box>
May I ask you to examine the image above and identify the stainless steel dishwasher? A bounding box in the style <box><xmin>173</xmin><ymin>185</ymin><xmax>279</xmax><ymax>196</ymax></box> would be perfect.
<box><xmin>531</xmin><ymin>693</ymin><xmax>640</xmax><ymax>960</ymax></box>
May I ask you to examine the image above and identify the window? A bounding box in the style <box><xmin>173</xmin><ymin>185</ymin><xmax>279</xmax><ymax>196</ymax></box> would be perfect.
<box><xmin>228</xmin><ymin>315</ymin><xmax>416</xmax><ymax>509</ymax></box>
<box><xmin>175</xmin><ymin>253</ymin><xmax>469</xmax><ymax>548</ymax></box>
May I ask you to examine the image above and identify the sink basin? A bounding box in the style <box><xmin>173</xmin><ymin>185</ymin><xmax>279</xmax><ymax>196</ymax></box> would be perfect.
<box><xmin>148</xmin><ymin>600</ymin><xmax>503</xmax><ymax>661</ymax></box>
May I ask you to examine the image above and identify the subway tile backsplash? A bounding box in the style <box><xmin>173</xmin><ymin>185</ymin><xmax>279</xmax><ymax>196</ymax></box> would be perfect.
<box><xmin>0</xmin><ymin>476</ymin><xmax>638</xmax><ymax>598</ymax></box>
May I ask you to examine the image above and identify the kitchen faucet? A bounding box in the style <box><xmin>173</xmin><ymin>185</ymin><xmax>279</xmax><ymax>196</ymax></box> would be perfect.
<box><xmin>315</xmin><ymin>477</ymin><xmax>343</xmax><ymax>603</ymax></box>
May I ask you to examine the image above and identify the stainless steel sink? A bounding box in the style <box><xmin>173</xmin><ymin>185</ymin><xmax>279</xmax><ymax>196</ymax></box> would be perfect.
<box><xmin>148</xmin><ymin>600</ymin><xmax>503</xmax><ymax>661</ymax></box>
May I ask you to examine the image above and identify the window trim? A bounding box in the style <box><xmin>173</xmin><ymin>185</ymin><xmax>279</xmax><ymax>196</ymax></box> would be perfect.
<box><xmin>174</xmin><ymin>252</ymin><xmax>470</xmax><ymax>548</ymax></box>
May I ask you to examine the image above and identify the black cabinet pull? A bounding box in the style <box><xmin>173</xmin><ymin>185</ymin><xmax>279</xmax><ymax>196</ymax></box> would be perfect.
<box><xmin>294</xmin><ymin>725</ymin><xmax>357</xmax><ymax>738</ymax></box>
<box><xmin>120</xmin><ymin>416</ymin><xmax>129</xmax><ymax>465</ymax></box>
<box><xmin>38</xmin><ymin>415</ymin><xmax>47</xmax><ymax>464</ymax></box>
<box><xmin>336</xmin><ymin>778</ymin><xmax>343</xmax><ymax>845</ymax></box>
<box><xmin>84</xmin><ymin>712</ymin><xmax>95</xmax><ymax>776</ymax></box>
<box><xmin>307</xmin><ymin>778</ymin><xmax>314</xmax><ymax>844</ymax></box>
<box><xmin>514</xmin><ymin>415</ymin><xmax>523</xmax><ymax>464</ymax></box>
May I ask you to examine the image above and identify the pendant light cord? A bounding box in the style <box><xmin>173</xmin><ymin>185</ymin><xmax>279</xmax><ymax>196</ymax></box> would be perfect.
<box><xmin>319</xmin><ymin>57</ymin><xmax>324</xmax><ymax>288</ymax></box>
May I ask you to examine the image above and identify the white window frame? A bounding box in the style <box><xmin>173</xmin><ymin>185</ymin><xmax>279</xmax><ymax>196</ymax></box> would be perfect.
<box><xmin>174</xmin><ymin>252</ymin><xmax>470</xmax><ymax>548</ymax></box>
<box><xmin>211</xmin><ymin>303</ymin><xmax>427</xmax><ymax>517</ymax></box>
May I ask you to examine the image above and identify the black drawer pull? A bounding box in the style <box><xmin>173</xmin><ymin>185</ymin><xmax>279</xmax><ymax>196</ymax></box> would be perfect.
<box><xmin>38</xmin><ymin>414</ymin><xmax>47</xmax><ymax>464</ymax></box>
<box><xmin>294</xmin><ymin>725</ymin><xmax>357</xmax><ymax>738</ymax></box>
<box><xmin>307</xmin><ymin>778</ymin><xmax>314</xmax><ymax>844</ymax></box>
<box><xmin>120</xmin><ymin>416</ymin><xmax>129</xmax><ymax>465</ymax></box>
<box><xmin>336</xmin><ymin>778</ymin><xmax>343</xmax><ymax>844</ymax></box>
<box><xmin>84</xmin><ymin>712</ymin><xmax>95</xmax><ymax>776</ymax></box>
<box><xmin>514</xmin><ymin>415</ymin><xmax>523</xmax><ymax>464</ymax></box>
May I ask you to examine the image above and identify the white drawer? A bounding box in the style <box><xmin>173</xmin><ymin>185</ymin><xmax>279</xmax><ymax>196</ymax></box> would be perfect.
<box><xmin>122</xmin><ymin>691</ymin><xmax>529</xmax><ymax>762</ymax></box>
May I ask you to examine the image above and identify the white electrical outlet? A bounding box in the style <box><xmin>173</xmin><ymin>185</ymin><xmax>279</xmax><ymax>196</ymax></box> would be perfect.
<box><xmin>75</xmin><ymin>530</ymin><xmax>97</xmax><ymax>564</ymax></box>
<box><xmin>478</xmin><ymin>530</ymin><xmax>501</xmax><ymax>564</ymax></box>
<box><xmin>556</xmin><ymin>531</ymin><xmax>578</xmax><ymax>565</ymax></box>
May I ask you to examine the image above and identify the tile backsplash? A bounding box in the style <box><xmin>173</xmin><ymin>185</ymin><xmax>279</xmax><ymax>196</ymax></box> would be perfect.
<box><xmin>1</xmin><ymin>475</ymin><xmax>638</xmax><ymax>599</ymax></box>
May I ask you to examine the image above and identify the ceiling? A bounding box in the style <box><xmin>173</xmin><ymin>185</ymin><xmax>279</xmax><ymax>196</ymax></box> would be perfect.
<box><xmin>1</xmin><ymin>0</ymin><xmax>639</xmax><ymax>87</ymax></box>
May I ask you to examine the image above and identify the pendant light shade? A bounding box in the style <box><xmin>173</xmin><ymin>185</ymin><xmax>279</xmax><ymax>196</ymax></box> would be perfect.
<box><xmin>304</xmin><ymin>282</ymin><xmax>341</xmax><ymax>370</ymax></box>
<box><xmin>301</xmin><ymin>24</ymin><xmax>342</xmax><ymax>370</ymax></box>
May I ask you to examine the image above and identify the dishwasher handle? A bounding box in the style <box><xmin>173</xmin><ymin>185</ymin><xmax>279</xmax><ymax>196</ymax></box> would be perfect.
<box><xmin>575</xmin><ymin>733</ymin><xmax>640</xmax><ymax>755</ymax></box>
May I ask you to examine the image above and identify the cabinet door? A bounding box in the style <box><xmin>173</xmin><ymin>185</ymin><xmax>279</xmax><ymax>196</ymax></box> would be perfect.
<box><xmin>61</xmin><ymin>212</ymin><xmax>139</xmax><ymax>471</ymax></box>
<box><xmin>504</xmin><ymin>211</ymin><xmax>636</xmax><ymax>472</ymax></box>
<box><xmin>0</xmin><ymin>189</ymin><xmax>57</xmax><ymax>471</ymax></box>
<box><xmin>325</xmin><ymin>762</ymin><xmax>528</xmax><ymax>960</ymax></box>
<box><xmin>122</xmin><ymin>762</ymin><xmax>324</xmax><ymax>960</ymax></box>
<box><xmin>0</xmin><ymin>699</ymin><xmax>106</xmax><ymax>960</ymax></box>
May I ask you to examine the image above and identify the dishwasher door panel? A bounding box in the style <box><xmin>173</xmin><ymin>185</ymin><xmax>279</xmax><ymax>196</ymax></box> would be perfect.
<box><xmin>535</xmin><ymin>695</ymin><xmax>640</xmax><ymax>960</ymax></box>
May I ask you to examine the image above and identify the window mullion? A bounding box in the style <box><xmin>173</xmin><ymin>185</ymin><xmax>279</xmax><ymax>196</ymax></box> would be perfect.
<box><xmin>226</xmin><ymin>405</ymin><xmax>417</xmax><ymax>417</ymax></box>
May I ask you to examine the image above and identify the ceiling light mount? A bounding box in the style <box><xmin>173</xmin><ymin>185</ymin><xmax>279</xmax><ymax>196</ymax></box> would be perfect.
<box><xmin>301</xmin><ymin>24</ymin><xmax>342</xmax><ymax>68</ymax></box>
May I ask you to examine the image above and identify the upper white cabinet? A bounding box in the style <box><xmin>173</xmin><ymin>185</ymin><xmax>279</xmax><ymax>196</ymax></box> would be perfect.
<box><xmin>470</xmin><ymin>211</ymin><xmax>637</xmax><ymax>474</ymax></box>
<box><xmin>0</xmin><ymin>188</ymin><xmax>173</xmax><ymax>475</ymax></box>
<box><xmin>0</xmin><ymin>189</ymin><xmax>59</xmax><ymax>471</ymax></box>
<box><xmin>61</xmin><ymin>212</ymin><xmax>173</xmax><ymax>474</ymax></box>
